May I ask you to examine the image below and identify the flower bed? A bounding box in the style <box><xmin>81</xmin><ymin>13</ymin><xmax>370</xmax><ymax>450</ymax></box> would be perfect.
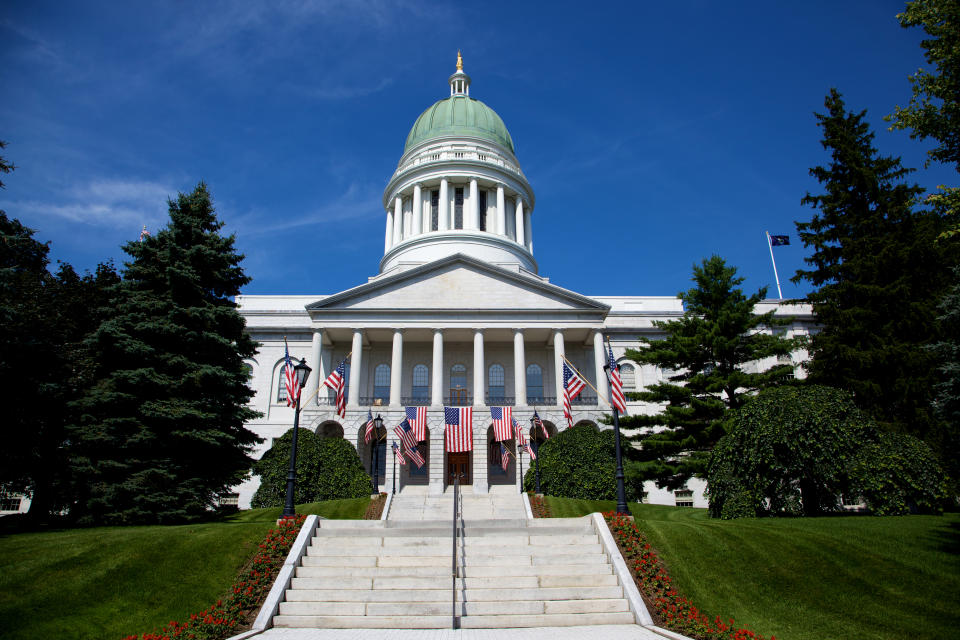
<box><xmin>603</xmin><ymin>512</ymin><xmax>774</xmax><ymax>640</ymax></box>
<box><xmin>123</xmin><ymin>514</ymin><xmax>307</xmax><ymax>640</ymax></box>
<box><xmin>528</xmin><ymin>492</ymin><xmax>551</xmax><ymax>518</ymax></box>
<box><xmin>363</xmin><ymin>492</ymin><xmax>388</xmax><ymax>519</ymax></box>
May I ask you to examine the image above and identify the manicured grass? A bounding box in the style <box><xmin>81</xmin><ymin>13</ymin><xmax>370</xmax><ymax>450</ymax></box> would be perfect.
<box><xmin>0</xmin><ymin>498</ymin><xmax>370</xmax><ymax>640</ymax></box>
<box><xmin>545</xmin><ymin>496</ymin><xmax>960</xmax><ymax>640</ymax></box>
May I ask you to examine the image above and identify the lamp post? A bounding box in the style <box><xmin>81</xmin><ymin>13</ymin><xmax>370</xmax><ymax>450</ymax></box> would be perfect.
<box><xmin>282</xmin><ymin>358</ymin><xmax>312</xmax><ymax>519</ymax></box>
<box><xmin>391</xmin><ymin>438</ymin><xmax>397</xmax><ymax>495</ymax></box>
<box><xmin>369</xmin><ymin>413</ymin><xmax>384</xmax><ymax>494</ymax></box>
<box><xmin>603</xmin><ymin>363</ymin><xmax>630</xmax><ymax>516</ymax></box>
<box><xmin>529</xmin><ymin>415</ymin><xmax>542</xmax><ymax>494</ymax></box>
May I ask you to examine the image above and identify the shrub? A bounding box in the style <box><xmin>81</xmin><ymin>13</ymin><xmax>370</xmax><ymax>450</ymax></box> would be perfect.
<box><xmin>848</xmin><ymin>431</ymin><xmax>947</xmax><ymax>515</ymax></box>
<box><xmin>522</xmin><ymin>425</ymin><xmax>643</xmax><ymax>501</ymax></box>
<box><xmin>252</xmin><ymin>431</ymin><xmax>371</xmax><ymax>508</ymax></box>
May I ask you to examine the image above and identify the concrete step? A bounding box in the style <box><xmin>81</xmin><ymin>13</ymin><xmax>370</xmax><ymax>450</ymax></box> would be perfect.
<box><xmin>284</xmin><ymin>585</ymin><xmax>623</xmax><ymax>602</ymax></box>
<box><xmin>291</xmin><ymin>574</ymin><xmax>619</xmax><ymax>591</ymax></box>
<box><xmin>272</xmin><ymin>614</ymin><xmax>450</xmax><ymax>629</ymax></box>
<box><xmin>295</xmin><ymin>562</ymin><xmax>612</xmax><ymax>578</ymax></box>
<box><xmin>278</xmin><ymin>598</ymin><xmax>630</xmax><ymax>618</ymax></box>
<box><xmin>459</xmin><ymin>612</ymin><xmax>636</xmax><ymax>629</ymax></box>
<box><xmin>296</xmin><ymin>565</ymin><xmax>450</xmax><ymax>578</ymax></box>
<box><xmin>304</xmin><ymin>542</ymin><xmax>603</xmax><ymax>557</ymax></box>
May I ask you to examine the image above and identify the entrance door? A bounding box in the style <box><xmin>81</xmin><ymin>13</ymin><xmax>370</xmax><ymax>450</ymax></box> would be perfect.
<box><xmin>447</xmin><ymin>452</ymin><xmax>472</xmax><ymax>485</ymax></box>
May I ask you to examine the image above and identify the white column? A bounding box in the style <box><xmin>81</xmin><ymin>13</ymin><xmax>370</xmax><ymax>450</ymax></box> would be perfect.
<box><xmin>496</xmin><ymin>184</ymin><xmax>506</xmax><ymax>236</ymax></box>
<box><xmin>593</xmin><ymin>330</ymin><xmax>609</xmax><ymax>407</ymax></box>
<box><xmin>311</xmin><ymin>329</ymin><xmax>323</xmax><ymax>404</ymax></box>
<box><xmin>469</xmin><ymin>179</ymin><xmax>479</xmax><ymax>230</ymax></box>
<box><xmin>384</xmin><ymin>210</ymin><xmax>393</xmax><ymax>252</ymax></box>
<box><xmin>393</xmin><ymin>197</ymin><xmax>402</xmax><ymax>244</ymax></box>
<box><xmin>413</xmin><ymin>184</ymin><xmax>422</xmax><ymax>236</ymax></box>
<box><xmin>473</xmin><ymin>329</ymin><xmax>485</xmax><ymax>406</ymax></box>
<box><xmin>515</xmin><ymin>197</ymin><xmax>526</xmax><ymax>247</ymax></box>
<box><xmin>513</xmin><ymin>329</ymin><xmax>526</xmax><ymax>405</ymax></box>
<box><xmin>524</xmin><ymin>208</ymin><xmax>533</xmax><ymax>252</ymax></box>
<box><xmin>348</xmin><ymin>329</ymin><xmax>363</xmax><ymax>408</ymax></box>
<box><xmin>432</xmin><ymin>329</ymin><xmax>444</xmax><ymax>406</ymax></box>
<box><xmin>553</xmin><ymin>329</ymin><xmax>565</xmax><ymax>406</ymax></box>
<box><xmin>439</xmin><ymin>179</ymin><xmax>449</xmax><ymax>231</ymax></box>
<box><xmin>390</xmin><ymin>329</ymin><xmax>403</xmax><ymax>407</ymax></box>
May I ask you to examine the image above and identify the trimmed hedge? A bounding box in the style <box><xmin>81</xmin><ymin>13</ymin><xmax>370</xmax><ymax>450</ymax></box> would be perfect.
<box><xmin>522</xmin><ymin>424</ymin><xmax>643</xmax><ymax>501</ymax></box>
<box><xmin>251</xmin><ymin>430</ymin><xmax>371</xmax><ymax>508</ymax></box>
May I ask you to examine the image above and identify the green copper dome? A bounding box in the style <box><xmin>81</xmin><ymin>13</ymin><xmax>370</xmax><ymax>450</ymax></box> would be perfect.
<box><xmin>404</xmin><ymin>95</ymin><xmax>515</xmax><ymax>154</ymax></box>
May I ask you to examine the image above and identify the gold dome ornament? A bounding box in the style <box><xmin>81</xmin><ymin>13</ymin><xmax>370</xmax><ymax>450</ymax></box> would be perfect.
<box><xmin>456</xmin><ymin>50</ymin><xmax>463</xmax><ymax>71</ymax></box>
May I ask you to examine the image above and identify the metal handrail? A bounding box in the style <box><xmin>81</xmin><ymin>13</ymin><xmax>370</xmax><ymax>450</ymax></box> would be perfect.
<box><xmin>451</xmin><ymin>472</ymin><xmax>460</xmax><ymax>629</ymax></box>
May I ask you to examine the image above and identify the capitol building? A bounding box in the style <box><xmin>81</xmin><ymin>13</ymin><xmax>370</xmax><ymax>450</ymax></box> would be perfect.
<box><xmin>232</xmin><ymin>56</ymin><xmax>814</xmax><ymax>509</ymax></box>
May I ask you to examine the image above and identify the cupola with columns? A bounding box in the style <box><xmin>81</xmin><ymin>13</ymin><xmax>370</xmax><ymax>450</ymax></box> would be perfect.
<box><xmin>381</xmin><ymin>53</ymin><xmax>537</xmax><ymax>276</ymax></box>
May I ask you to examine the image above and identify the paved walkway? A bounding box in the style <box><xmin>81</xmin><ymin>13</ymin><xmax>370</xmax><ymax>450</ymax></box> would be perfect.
<box><xmin>253</xmin><ymin>624</ymin><xmax>668</xmax><ymax>639</ymax></box>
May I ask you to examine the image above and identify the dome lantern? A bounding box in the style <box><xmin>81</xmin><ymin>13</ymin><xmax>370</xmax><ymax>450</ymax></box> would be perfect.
<box><xmin>449</xmin><ymin>50</ymin><xmax>470</xmax><ymax>96</ymax></box>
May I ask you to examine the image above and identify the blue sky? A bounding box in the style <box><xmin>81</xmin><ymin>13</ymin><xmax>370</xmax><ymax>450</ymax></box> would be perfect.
<box><xmin>2</xmin><ymin>1</ymin><xmax>953</xmax><ymax>300</ymax></box>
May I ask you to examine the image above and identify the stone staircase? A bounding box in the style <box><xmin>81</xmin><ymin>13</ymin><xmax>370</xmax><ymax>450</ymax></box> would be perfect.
<box><xmin>272</xmin><ymin>513</ymin><xmax>635</xmax><ymax>629</ymax></box>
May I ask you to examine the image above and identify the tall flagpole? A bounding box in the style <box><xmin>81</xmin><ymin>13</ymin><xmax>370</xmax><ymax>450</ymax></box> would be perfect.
<box><xmin>765</xmin><ymin>231</ymin><xmax>784</xmax><ymax>299</ymax></box>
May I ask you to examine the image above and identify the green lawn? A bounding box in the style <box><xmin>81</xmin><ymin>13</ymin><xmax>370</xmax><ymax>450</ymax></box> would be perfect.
<box><xmin>0</xmin><ymin>498</ymin><xmax>370</xmax><ymax>640</ymax></box>
<box><xmin>545</xmin><ymin>496</ymin><xmax>960</xmax><ymax>640</ymax></box>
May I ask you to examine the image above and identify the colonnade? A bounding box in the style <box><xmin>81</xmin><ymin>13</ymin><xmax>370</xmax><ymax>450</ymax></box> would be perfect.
<box><xmin>308</xmin><ymin>327</ymin><xmax>611</xmax><ymax>410</ymax></box>
<box><xmin>384</xmin><ymin>179</ymin><xmax>532</xmax><ymax>252</ymax></box>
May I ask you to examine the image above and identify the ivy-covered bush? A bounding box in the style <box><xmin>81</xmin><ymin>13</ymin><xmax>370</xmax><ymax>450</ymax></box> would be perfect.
<box><xmin>848</xmin><ymin>430</ymin><xmax>947</xmax><ymax>515</ymax></box>
<box><xmin>522</xmin><ymin>425</ymin><xmax>644</xmax><ymax>501</ymax></box>
<box><xmin>252</xmin><ymin>430</ymin><xmax>371</xmax><ymax>508</ymax></box>
<box><xmin>706</xmin><ymin>385</ymin><xmax>947</xmax><ymax>518</ymax></box>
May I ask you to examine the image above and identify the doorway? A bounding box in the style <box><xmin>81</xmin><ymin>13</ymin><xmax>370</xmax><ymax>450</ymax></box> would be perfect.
<box><xmin>447</xmin><ymin>451</ymin><xmax>472</xmax><ymax>485</ymax></box>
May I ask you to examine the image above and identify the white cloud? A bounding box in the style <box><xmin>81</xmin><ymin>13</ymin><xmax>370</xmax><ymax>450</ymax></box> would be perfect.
<box><xmin>1</xmin><ymin>178</ymin><xmax>175</xmax><ymax>228</ymax></box>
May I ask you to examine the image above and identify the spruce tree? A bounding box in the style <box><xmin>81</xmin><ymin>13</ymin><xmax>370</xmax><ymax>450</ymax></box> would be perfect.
<box><xmin>71</xmin><ymin>183</ymin><xmax>261</xmax><ymax>525</ymax></box>
<box><xmin>618</xmin><ymin>255</ymin><xmax>795</xmax><ymax>490</ymax></box>
<box><xmin>793</xmin><ymin>89</ymin><xmax>951</xmax><ymax>438</ymax></box>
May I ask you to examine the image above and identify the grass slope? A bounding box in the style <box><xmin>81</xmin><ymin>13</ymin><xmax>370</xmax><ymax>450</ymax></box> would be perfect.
<box><xmin>546</xmin><ymin>497</ymin><xmax>960</xmax><ymax>640</ymax></box>
<box><xmin>0</xmin><ymin>498</ymin><xmax>369</xmax><ymax>640</ymax></box>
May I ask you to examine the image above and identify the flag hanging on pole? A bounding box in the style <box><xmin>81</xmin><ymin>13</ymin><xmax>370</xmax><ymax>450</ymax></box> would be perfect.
<box><xmin>532</xmin><ymin>410</ymin><xmax>549</xmax><ymax>440</ymax></box>
<box><xmin>393</xmin><ymin>441</ymin><xmax>406</xmax><ymax>466</ymax></box>
<box><xmin>322</xmin><ymin>358</ymin><xmax>347</xmax><ymax>418</ymax></box>
<box><xmin>394</xmin><ymin>419</ymin><xmax>418</xmax><ymax>452</ymax></box>
<box><xmin>406</xmin><ymin>443</ymin><xmax>425</xmax><ymax>468</ymax></box>
<box><xmin>405</xmin><ymin>406</ymin><xmax>428</xmax><ymax>442</ymax></box>
<box><xmin>283</xmin><ymin>343</ymin><xmax>300</xmax><ymax>408</ymax></box>
<box><xmin>606</xmin><ymin>340</ymin><xmax>627</xmax><ymax>414</ymax></box>
<box><xmin>770</xmin><ymin>235</ymin><xmax>790</xmax><ymax>246</ymax></box>
<box><xmin>139</xmin><ymin>225</ymin><xmax>150</xmax><ymax>242</ymax></box>
<box><xmin>490</xmin><ymin>406</ymin><xmax>513</xmax><ymax>441</ymax></box>
<box><xmin>765</xmin><ymin>231</ymin><xmax>787</xmax><ymax>299</ymax></box>
<box><xmin>562</xmin><ymin>361</ymin><xmax>584</xmax><ymax>429</ymax></box>
<box><xmin>445</xmin><ymin>407</ymin><xmax>473</xmax><ymax>452</ymax></box>
<box><xmin>499</xmin><ymin>443</ymin><xmax>510</xmax><ymax>471</ymax></box>
<box><xmin>514</xmin><ymin>418</ymin><xmax>536</xmax><ymax>459</ymax></box>
<box><xmin>364</xmin><ymin>409</ymin><xmax>375</xmax><ymax>444</ymax></box>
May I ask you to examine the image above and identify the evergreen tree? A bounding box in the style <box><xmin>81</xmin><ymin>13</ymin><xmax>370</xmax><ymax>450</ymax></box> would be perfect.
<box><xmin>618</xmin><ymin>255</ymin><xmax>795</xmax><ymax>490</ymax></box>
<box><xmin>71</xmin><ymin>183</ymin><xmax>261</xmax><ymax>525</ymax></box>
<box><xmin>793</xmin><ymin>89</ymin><xmax>951</xmax><ymax>438</ymax></box>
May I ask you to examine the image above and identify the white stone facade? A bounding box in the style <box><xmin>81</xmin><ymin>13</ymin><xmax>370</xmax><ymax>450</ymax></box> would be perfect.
<box><xmin>234</xmin><ymin>60</ymin><xmax>815</xmax><ymax>510</ymax></box>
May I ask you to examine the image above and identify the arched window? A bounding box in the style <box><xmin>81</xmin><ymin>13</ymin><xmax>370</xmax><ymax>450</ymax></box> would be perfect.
<box><xmin>488</xmin><ymin>364</ymin><xmax>505</xmax><ymax>402</ymax></box>
<box><xmin>450</xmin><ymin>364</ymin><xmax>468</xmax><ymax>404</ymax></box>
<box><xmin>620</xmin><ymin>363</ymin><xmax>636</xmax><ymax>390</ymax></box>
<box><xmin>526</xmin><ymin>364</ymin><xmax>544</xmax><ymax>403</ymax></box>
<box><xmin>374</xmin><ymin>364</ymin><xmax>390</xmax><ymax>402</ymax></box>
<box><xmin>276</xmin><ymin>362</ymin><xmax>289</xmax><ymax>403</ymax></box>
<box><xmin>412</xmin><ymin>364</ymin><xmax>429</xmax><ymax>401</ymax></box>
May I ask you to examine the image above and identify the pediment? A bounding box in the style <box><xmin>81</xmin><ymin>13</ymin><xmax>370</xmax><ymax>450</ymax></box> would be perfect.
<box><xmin>307</xmin><ymin>254</ymin><xmax>608</xmax><ymax>314</ymax></box>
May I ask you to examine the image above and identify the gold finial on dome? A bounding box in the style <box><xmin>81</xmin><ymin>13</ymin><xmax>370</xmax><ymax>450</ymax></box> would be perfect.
<box><xmin>456</xmin><ymin>50</ymin><xmax>463</xmax><ymax>71</ymax></box>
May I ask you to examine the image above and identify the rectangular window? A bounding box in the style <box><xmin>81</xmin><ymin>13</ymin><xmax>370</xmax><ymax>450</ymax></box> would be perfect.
<box><xmin>0</xmin><ymin>494</ymin><xmax>22</xmax><ymax>511</ymax></box>
<box><xmin>431</xmin><ymin>190</ymin><xmax>439</xmax><ymax>231</ymax></box>
<box><xmin>479</xmin><ymin>191</ymin><xmax>487</xmax><ymax>231</ymax></box>
<box><xmin>674</xmin><ymin>489</ymin><xmax>693</xmax><ymax>507</ymax></box>
<box><xmin>454</xmin><ymin>187</ymin><xmax>464</xmax><ymax>229</ymax></box>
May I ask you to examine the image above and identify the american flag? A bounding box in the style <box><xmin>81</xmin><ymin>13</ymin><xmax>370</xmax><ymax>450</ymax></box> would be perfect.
<box><xmin>393</xmin><ymin>441</ymin><xmax>406</xmax><ymax>465</ymax></box>
<box><xmin>394</xmin><ymin>419</ymin><xmax>418</xmax><ymax>452</ymax></box>
<box><xmin>499</xmin><ymin>442</ymin><xmax>510</xmax><ymax>471</ymax></box>
<box><xmin>445</xmin><ymin>407</ymin><xmax>473</xmax><ymax>452</ymax></box>
<box><xmin>405</xmin><ymin>406</ymin><xmax>428</xmax><ymax>442</ymax></box>
<box><xmin>607</xmin><ymin>340</ymin><xmax>627</xmax><ymax>414</ymax></box>
<box><xmin>562</xmin><ymin>362</ymin><xmax>585</xmax><ymax>428</ymax></box>
<box><xmin>322</xmin><ymin>358</ymin><xmax>347</xmax><ymax>418</ymax></box>
<box><xmin>406</xmin><ymin>442</ymin><xmax>425</xmax><ymax>468</ymax></box>
<box><xmin>532</xmin><ymin>410</ymin><xmax>549</xmax><ymax>440</ymax></box>
<box><xmin>514</xmin><ymin>418</ymin><xmax>536</xmax><ymax>460</ymax></box>
<box><xmin>283</xmin><ymin>344</ymin><xmax>300</xmax><ymax>408</ymax></box>
<box><xmin>490</xmin><ymin>406</ymin><xmax>513</xmax><ymax>442</ymax></box>
<box><xmin>364</xmin><ymin>409</ymin><xmax>376</xmax><ymax>444</ymax></box>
